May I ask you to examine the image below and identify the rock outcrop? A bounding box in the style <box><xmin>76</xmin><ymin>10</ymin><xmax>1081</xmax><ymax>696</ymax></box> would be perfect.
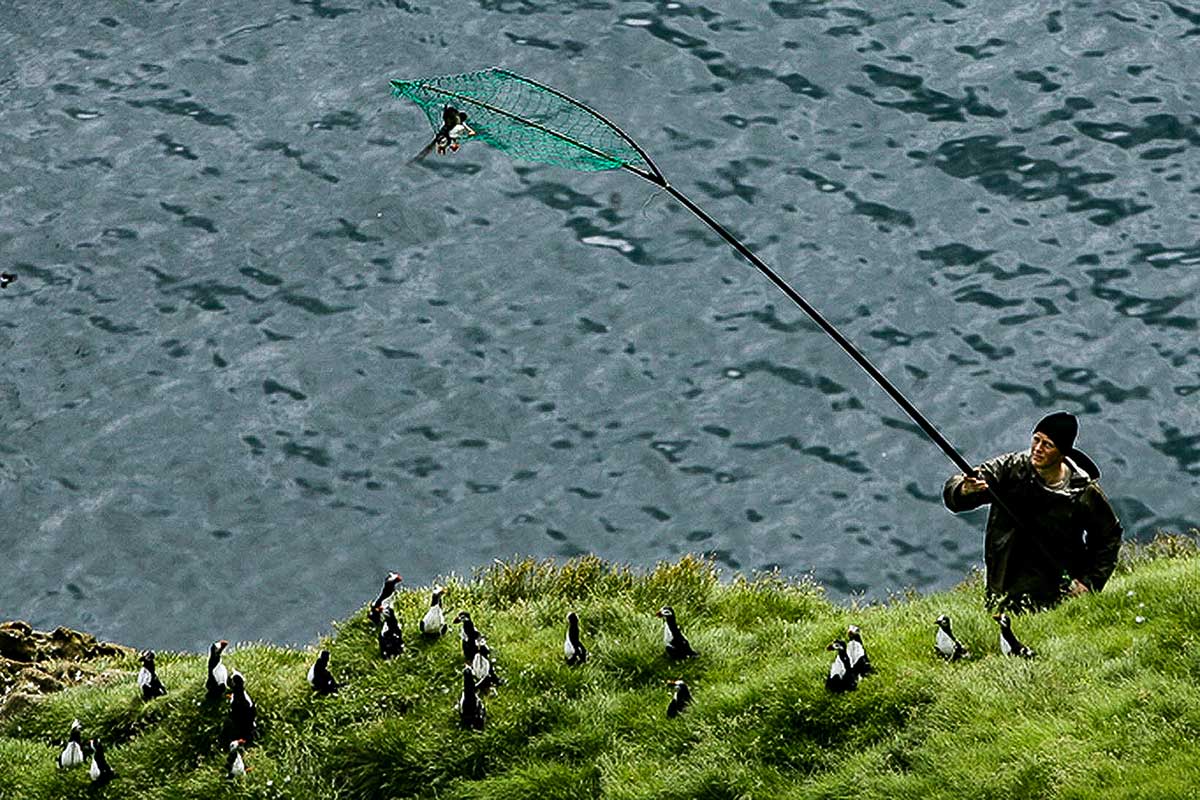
<box><xmin>0</xmin><ymin>620</ymin><xmax>133</xmax><ymax>721</ymax></box>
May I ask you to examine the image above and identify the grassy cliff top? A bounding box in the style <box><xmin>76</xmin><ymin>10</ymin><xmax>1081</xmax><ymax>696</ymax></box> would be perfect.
<box><xmin>2</xmin><ymin>533</ymin><xmax>1198</xmax><ymax>799</ymax></box>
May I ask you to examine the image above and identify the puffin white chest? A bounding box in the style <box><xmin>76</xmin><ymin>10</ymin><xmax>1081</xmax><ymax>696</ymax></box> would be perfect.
<box><xmin>662</xmin><ymin>620</ymin><xmax>674</xmax><ymax>646</ymax></box>
<box><xmin>999</xmin><ymin>632</ymin><xmax>1013</xmax><ymax>656</ymax></box>
<box><xmin>935</xmin><ymin>627</ymin><xmax>957</xmax><ymax>657</ymax></box>
<box><xmin>422</xmin><ymin>605</ymin><xmax>444</xmax><ymax>632</ymax></box>
<box><xmin>137</xmin><ymin>666</ymin><xmax>152</xmax><ymax>689</ymax></box>
<box><xmin>846</xmin><ymin>639</ymin><xmax>865</xmax><ymax>667</ymax></box>
<box><xmin>212</xmin><ymin>662</ymin><xmax>228</xmax><ymax>687</ymax></box>
<box><xmin>60</xmin><ymin>742</ymin><xmax>84</xmax><ymax>768</ymax></box>
<box><xmin>564</xmin><ymin>631</ymin><xmax>576</xmax><ymax>659</ymax></box>
<box><xmin>471</xmin><ymin>651</ymin><xmax>490</xmax><ymax>682</ymax></box>
<box><xmin>230</xmin><ymin>752</ymin><xmax>246</xmax><ymax>776</ymax></box>
<box><xmin>829</xmin><ymin>654</ymin><xmax>847</xmax><ymax>680</ymax></box>
<box><xmin>89</xmin><ymin>756</ymin><xmax>102</xmax><ymax>781</ymax></box>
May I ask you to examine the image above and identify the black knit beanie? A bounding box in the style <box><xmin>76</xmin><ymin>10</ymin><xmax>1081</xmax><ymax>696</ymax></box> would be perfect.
<box><xmin>1033</xmin><ymin>411</ymin><xmax>1078</xmax><ymax>454</ymax></box>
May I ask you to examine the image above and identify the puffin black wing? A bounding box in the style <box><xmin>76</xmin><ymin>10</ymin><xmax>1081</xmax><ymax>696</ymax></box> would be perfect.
<box><xmin>308</xmin><ymin>649</ymin><xmax>339</xmax><ymax>695</ymax></box>
<box><xmin>825</xmin><ymin>640</ymin><xmax>858</xmax><ymax>693</ymax></box>
<box><xmin>657</xmin><ymin>607</ymin><xmax>699</xmax><ymax>660</ymax></box>
<box><xmin>564</xmin><ymin>611</ymin><xmax>588</xmax><ymax>666</ymax></box>
<box><xmin>141</xmin><ymin>671</ymin><xmax>167</xmax><ymax>700</ymax></box>
<box><xmin>846</xmin><ymin>625</ymin><xmax>874</xmax><ymax>677</ymax></box>
<box><xmin>369</xmin><ymin>572</ymin><xmax>402</xmax><ymax>625</ymax></box>
<box><xmin>380</xmin><ymin>606</ymin><xmax>405</xmax><ymax>658</ymax></box>
<box><xmin>228</xmin><ymin>673</ymin><xmax>258</xmax><ymax>743</ymax></box>
<box><xmin>994</xmin><ymin>614</ymin><xmax>1036</xmax><ymax>658</ymax></box>
<box><xmin>408</xmin><ymin>138</ymin><xmax>437</xmax><ymax>163</ymax></box>
<box><xmin>88</xmin><ymin>739</ymin><xmax>116</xmax><ymax>785</ymax></box>
<box><xmin>454</xmin><ymin>611</ymin><xmax>483</xmax><ymax>661</ymax></box>
<box><xmin>666</xmin><ymin>680</ymin><xmax>692</xmax><ymax>718</ymax></box>
<box><xmin>459</xmin><ymin>665</ymin><xmax>486</xmax><ymax>731</ymax></box>
<box><xmin>206</xmin><ymin>640</ymin><xmax>229</xmax><ymax>700</ymax></box>
<box><xmin>935</xmin><ymin>615</ymin><xmax>970</xmax><ymax>661</ymax></box>
<box><xmin>139</xmin><ymin>650</ymin><xmax>167</xmax><ymax>700</ymax></box>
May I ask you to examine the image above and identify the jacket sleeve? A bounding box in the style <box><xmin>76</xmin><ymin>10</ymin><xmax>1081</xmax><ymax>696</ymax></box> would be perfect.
<box><xmin>1074</xmin><ymin>484</ymin><xmax>1123</xmax><ymax>592</ymax></box>
<box><xmin>943</xmin><ymin>452</ymin><xmax>1020</xmax><ymax>513</ymax></box>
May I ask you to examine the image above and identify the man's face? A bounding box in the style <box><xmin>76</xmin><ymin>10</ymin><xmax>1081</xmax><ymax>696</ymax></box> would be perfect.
<box><xmin>1030</xmin><ymin>431</ymin><xmax>1063</xmax><ymax>469</ymax></box>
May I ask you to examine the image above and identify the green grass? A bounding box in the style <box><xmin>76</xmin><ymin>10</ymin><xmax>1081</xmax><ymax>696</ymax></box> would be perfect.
<box><xmin>2</xmin><ymin>535</ymin><xmax>1198</xmax><ymax>800</ymax></box>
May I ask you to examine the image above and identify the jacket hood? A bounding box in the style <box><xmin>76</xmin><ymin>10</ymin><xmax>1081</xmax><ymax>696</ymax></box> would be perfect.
<box><xmin>1065</xmin><ymin>448</ymin><xmax>1100</xmax><ymax>481</ymax></box>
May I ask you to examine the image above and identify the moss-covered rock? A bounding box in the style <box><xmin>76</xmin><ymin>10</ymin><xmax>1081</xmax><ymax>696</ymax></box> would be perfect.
<box><xmin>0</xmin><ymin>621</ymin><xmax>133</xmax><ymax>723</ymax></box>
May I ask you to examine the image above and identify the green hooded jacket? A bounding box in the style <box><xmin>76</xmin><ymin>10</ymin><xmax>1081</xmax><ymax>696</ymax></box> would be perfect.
<box><xmin>943</xmin><ymin>450</ymin><xmax>1123</xmax><ymax>611</ymax></box>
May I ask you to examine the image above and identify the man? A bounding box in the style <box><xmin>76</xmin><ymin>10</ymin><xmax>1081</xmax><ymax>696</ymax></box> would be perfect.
<box><xmin>943</xmin><ymin>411</ymin><xmax>1123</xmax><ymax>612</ymax></box>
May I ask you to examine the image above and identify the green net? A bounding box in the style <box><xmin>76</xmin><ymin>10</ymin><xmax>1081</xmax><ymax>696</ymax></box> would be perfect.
<box><xmin>390</xmin><ymin>68</ymin><xmax>653</xmax><ymax>173</ymax></box>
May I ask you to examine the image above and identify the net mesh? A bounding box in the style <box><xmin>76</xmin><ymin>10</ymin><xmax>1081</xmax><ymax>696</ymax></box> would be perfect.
<box><xmin>390</xmin><ymin>68</ymin><xmax>652</xmax><ymax>173</ymax></box>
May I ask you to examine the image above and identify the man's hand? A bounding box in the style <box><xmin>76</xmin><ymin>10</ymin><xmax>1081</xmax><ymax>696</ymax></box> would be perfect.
<box><xmin>959</xmin><ymin>475</ymin><xmax>989</xmax><ymax>496</ymax></box>
<box><xmin>1067</xmin><ymin>579</ymin><xmax>1089</xmax><ymax>598</ymax></box>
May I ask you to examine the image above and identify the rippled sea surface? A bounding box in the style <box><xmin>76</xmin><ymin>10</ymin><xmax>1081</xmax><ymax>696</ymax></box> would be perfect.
<box><xmin>2</xmin><ymin>0</ymin><xmax>1197</xmax><ymax>650</ymax></box>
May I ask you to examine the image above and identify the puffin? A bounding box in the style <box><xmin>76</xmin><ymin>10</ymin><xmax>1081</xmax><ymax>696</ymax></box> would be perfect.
<box><xmin>846</xmin><ymin>625</ymin><xmax>874</xmax><ymax>677</ymax></box>
<box><xmin>825</xmin><ymin>640</ymin><xmax>858</xmax><ymax>693</ymax></box>
<box><xmin>56</xmin><ymin>718</ymin><xmax>85</xmax><ymax>768</ymax></box>
<box><xmin>994</xmin><ymin>613</ymin><xmax>1036</xmax><ymax>658</ymax></box>
<box><xmin>666</xmin><ymin>679</ymin><xmax>692</xmax><ymax>718</ymax></box>
<box><xmin>453</xmin><ymin>611</ymin><xmax>483</xmax><ymax>661</ymax></box>
<box><xmin>564</xmin><ymin>610</ymin><xmax>588</xmax><ymax>666</ymax></box>
<box><xmin>368</xmin><ymin>571</ymin><xmax>403</xmax><ymax>625</ymax></box>
<box><xmin>307</xmin><ymin>649</ymin><xmax>339</xmax><ymax>695</ymax></box>
<box><xmin>206</xmin><ymin>640</ymin><xmax>229</xmax><ymax>700</ymax></box>
<box><xmin>138</xmin><ymin>649</ymin><xmax>168</xmax><ymax>700</ymax></box>
<box><xmin>458</xmin><ymin>664</ymin><xmax>486</xmax><ymax>731</ymax></box>
<box><xmin>656</xmin><ymin>606</ymin><xmax>698</xmax><ymax>660</ymax></box>
<box><xmin>472</xmin><ymin>638</ymin><xmax>505</xmax><ymax>694</ymax></box>
<box><xmin>0</xmin><ymin>273</ymin><xmax>15</xmax><ymax>289</ymax></box>
<box><xmin>379</xmin><ymin>605</ymin><xmax>405</xmax><ymax>658</ymax></box>
<box><xmin>228</xmin><ymin>672</ymin><xmax>258</xmax><ymax>742</ymax></box>
<box><xmin>420</xmin><ymin>586</ymin><xmax>448</xmax><ymax>637</ymax></box>
<box><xmin>226</xmin><ymin>739</ymin><xmax>248</xmax><ymax>779</ymax></box>
<box><xmin>410</xmin><ymin>105</ymin><xmax>475</xmax><ymax>162</ymax></box>
<box><xmin>88</xmin><ymin>739</ymin><xmax>115</xmax><ymax>786</ymax></box>
<box><xmin>934</xmin><ymin>614</ymin><xmax>970</xmax><ymax>661</ymax></box>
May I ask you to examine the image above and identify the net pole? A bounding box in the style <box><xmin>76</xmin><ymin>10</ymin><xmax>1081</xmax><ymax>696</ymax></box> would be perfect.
<box><xmin>646</xmin><ymin>175</ymin><xmax>1053</xmax><ymax>556</ymax></box>
<box><xmin>639</xmin><ymin>174</ymin><xmax>978</xmax><ymax>477</ymax></box>
<box><xmin>393</xmin><ymin>74</ymin><xmax>984</xmax><ymax>479</ymax></box>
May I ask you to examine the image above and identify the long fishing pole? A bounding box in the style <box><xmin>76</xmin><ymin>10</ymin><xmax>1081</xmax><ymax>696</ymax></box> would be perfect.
<box><xmin>653</xmin><ymin>180</ymin><xmax>976</xmax><ymax>476</ymax></box>
<box><xmin>391</xmin><ymin>69</ymin><xmax>1039</xmax><ymax>529</ymax></box>
<box><xmin>650</xmin><ymin>175</ymin><xmax>1033</xmax><ymax>541</ymax></box>
<box><xmin>476</xmin><ymin>69</ymin><xmax>979</xmax><ymax>477</ymax></box>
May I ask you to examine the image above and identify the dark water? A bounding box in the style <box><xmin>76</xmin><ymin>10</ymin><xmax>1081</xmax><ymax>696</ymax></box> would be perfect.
<box><xmin>2</xmin><ymin>0</ymin><xmax>1197</xmax><ymax>651</ymax></box>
